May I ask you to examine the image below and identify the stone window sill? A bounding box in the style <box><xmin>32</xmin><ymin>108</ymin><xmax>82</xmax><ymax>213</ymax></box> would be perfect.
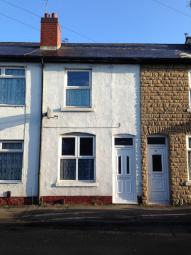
<box><xmin>55</xmin><ymin>181</ymin><xmax>99</xmax><ymax>187</ymax></box>
<box><xmin>0</xmin><ymin>104</ymin><xmax>25</xmax><ymax>108</ymax></box>
<box><xmin>61</xmin><ymin>107</ymin><xmax>95</xmax><ymax>112</ymax></box>
<box><xmin>0</xmin><ymin>180</ymin><xmax>22</xmax><ymax>184</ymax></box>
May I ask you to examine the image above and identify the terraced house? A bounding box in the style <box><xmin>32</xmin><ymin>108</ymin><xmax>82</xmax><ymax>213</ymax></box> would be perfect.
<box><xmin>0</xmin><ymin>13</ymin><xmax>191</xmax><ymax>205</ymax></box>
<box><xmin>141</xmin><ymin>62</ymin><xmax>191</xmax><ymax>205</ymax></box>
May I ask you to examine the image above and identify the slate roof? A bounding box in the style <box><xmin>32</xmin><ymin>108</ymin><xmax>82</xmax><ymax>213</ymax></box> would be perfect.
<box><xmin>0</xmin><ymin>42</ymin><xmax>191</xmax><ymax>63</ymax></box>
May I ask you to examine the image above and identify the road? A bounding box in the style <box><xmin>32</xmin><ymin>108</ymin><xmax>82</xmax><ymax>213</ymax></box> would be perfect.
<box><xmin>0</xmin><ymin>206</ymin><xmax>191</xmax><ymax>254</ymax></box>
<box><xmin>0</xmin><ymin>222</ymin><xmax>190</xmax><ymax>255</ymax></box>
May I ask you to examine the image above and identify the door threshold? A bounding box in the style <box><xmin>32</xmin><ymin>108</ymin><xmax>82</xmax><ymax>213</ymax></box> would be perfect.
<box><xmin>148</xmin><ymin>202</ymin><xmax>170</xmax><ymax>206</ymax></box>
<box><xmin>113</xmin><ymin>201</ymin><xmax>138</xmax><ymax>205</ymax></box>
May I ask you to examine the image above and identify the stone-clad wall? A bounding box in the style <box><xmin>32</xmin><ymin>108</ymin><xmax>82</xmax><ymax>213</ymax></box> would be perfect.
<box><xmin>141</xmin><ymin>65</ymin><xmax>191</xmax><ymax>205</ymax></box>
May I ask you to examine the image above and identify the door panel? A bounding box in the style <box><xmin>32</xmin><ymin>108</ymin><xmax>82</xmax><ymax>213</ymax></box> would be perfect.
<box><xmin>114</xmin><ymin>148</ymin><xmax>136</xmax><ymax>204</ymax></box>
<box><xmin>148</xmin><ymin>146</ymin><xmax>169</xmax><ymax>204</ymax></box>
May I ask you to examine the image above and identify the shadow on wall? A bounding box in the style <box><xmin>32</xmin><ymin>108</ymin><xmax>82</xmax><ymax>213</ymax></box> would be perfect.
<box><xmin>0</xmin><ymin>114</ymin><xmax>29</xmax><ymax>130</ymax></box>
<box><xmin>0</xmin><ymin>111</ymin><xmax>40</xmax><ymax>200</ymax></box>
<box><xmin>134</xmin><ymin>69</ymin><xmax>141</xmax><ymax>197</ymax></box>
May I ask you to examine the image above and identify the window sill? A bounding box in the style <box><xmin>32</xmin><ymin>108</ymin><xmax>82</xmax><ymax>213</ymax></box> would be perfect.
<box><xmin>0</xmin><ymin>104</ymin><xmax>25</xmax><ymax>107</ymax></box>
<box><xmin>55</xmin><ymin>181</ymin><xmax>99</xmax><ymax>187</ymax></box>
<box><xmin>0</xmin><ymin>180</ymin><xmax>21</xmax><ymax>184</ymax></box>
<box><xmin>185</xmin><ymin>181</ymin><xmax>191</xmax><ymax>186</ymax></box>
<box><xmin>61</xmin><ymin>107</ymin><xmax>94</xmax><ymax>112</ymax></box>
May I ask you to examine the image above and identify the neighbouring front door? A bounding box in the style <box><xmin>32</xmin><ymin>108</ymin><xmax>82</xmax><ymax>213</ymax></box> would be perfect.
<box><xmin>148</xmin><ymin>145</ymin><xmax>169</xmax><ymax>204</ymax></box>
<box><xmin>114</xmin><ymin>147</ymin><xmax>136</xmax><ymax>204</ymax></box>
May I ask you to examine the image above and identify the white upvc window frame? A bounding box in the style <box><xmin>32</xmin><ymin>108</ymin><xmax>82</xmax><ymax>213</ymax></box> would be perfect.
<box><xmin>64</xmin><ymin>69</ymin><xmax>92</xmax><ymax>109</ymax></box>
<box><xmin>59</xmin><ymin>135</ymin><xmax>95</xmax><ymax>183</ymax></box>
<box><xmin>0</xmin><ymin>67</ymin><xmax>26</xmax><ymax>106</ymax></box>
<box><xmin>0</xmin><ymin>140</ymin><xmax>24</xmax><ymax>183</ymax></box>
<box><xmin>186</xmin><ymin>136</ymin><xmax>191</xmax><ymax>182</ymax></box>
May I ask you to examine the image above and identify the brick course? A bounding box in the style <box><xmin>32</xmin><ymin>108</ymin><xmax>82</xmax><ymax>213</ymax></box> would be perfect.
<box><xmin>0</xmin><ymin>197</ymin><xmax>37</xmax><ymax>206</ymax></box>
<box><xmin>41</xmin><ymin>196</ymin><xmax>112</xmax><ymax>205</ymax></box>
<box><xmin>141</xmin><ymin>65</ymin><xmax>191</xmax><ymax>205</ymax></box>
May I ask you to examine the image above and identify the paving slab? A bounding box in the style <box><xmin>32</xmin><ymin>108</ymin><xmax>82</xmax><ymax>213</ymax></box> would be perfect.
<box><xmin>0</xmin><ymin>204</ymin><xmax>191</xmax><ymax>225</ymax></box>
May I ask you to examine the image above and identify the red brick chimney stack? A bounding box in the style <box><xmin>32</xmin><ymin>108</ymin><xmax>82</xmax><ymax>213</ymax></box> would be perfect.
<box><xmin>40</xmin><ymin>13</ymin><xmax>61</xmax><ymax>50</ymax></box>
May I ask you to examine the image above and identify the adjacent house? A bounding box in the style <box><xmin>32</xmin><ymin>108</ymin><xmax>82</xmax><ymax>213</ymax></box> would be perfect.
<box><xmin>0</xmin><ymin>13</ymin><xmax>191</xmax><ymax>205</ymax></box>
<box><xmin>0</xmin><ymin>55</ymin><xmax>41</xmax><ymax>204</ymax></box>
<box><xmin>141</xmin><ymin>63</ymin><xmax>191</xmax><ymax>205</ymax></box>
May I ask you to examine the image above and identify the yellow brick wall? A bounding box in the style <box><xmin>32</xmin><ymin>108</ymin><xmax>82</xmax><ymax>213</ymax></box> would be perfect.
<box><xmin>141</xmin><ymin>65</ymin><xmax>191</xmax><ymax>205</ymax></box>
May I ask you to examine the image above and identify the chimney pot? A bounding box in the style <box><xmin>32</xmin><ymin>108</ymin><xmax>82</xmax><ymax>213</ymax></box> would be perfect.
<box><xmin>52</xmin><ymin>13</ymin><xmax>57</xmax><ymax>18</ymax></box>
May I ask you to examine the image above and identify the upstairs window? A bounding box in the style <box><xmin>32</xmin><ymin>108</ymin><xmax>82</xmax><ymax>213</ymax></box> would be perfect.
<box><xmin>0</xmin><ymin>67</ymin><xmax>25</xmax><ymax>105</ymax></box>
<box><xmin>65</xmin><ymin>70</ymin><xmax>91</xmax><ymax>107</ymax></box>
<box><xmin>0</xmin><ymin>141</ymin><xmax>23</xmax><ymax>181</ymax></box>
<box><xmin>60</xmin><ymin>135</ymin><xmax>95</xmax><ymax>181</ymax></box>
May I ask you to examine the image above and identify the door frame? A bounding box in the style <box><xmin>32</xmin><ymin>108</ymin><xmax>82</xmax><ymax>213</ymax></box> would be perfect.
<box><xmin>112</xmin><ymin>135</ymin><xmax>137</xmax><ymax>204</ymax></box>
<box><xmin>147</xmin><ymin>136</ymin><xmax>170</xmax><ymax>205</ymax></box>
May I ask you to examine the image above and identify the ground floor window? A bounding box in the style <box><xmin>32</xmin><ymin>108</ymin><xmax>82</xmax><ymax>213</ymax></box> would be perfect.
<box><xmin>187</xmin><ymin>137</ymin><xmax>191</xmax><ymax>181</ymax></box>
<box><xmin>60</xmin><ymin>134</ymin><xmax>95</xmax><ymax>181</ymax></box>
<box><xmin>0</xmin><ymin>141</ymin><xmax>23</xmax><ymax>181</ymax></box>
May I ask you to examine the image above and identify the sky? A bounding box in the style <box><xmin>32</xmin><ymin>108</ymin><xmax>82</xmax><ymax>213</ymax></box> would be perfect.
<box><xmin>0</xmin><ymin>0</ymin><xmax>191</xmax><ymax>44</ymax></box>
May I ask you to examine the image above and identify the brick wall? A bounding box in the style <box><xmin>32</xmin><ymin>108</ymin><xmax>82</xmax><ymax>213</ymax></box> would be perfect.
<box><xmin>141</xmin><ymin>65</ymin><xmax>191</xmax><ymax>205</ymax></box>
<box><xmin>41</xmin><ymin>196</ymin><xmax>112</xmax><ymax>205</ymax></box>
<box><xmin>40</xmin><ymin>13</ymin><xmax>61</xmax><ymax>49</ymax></box>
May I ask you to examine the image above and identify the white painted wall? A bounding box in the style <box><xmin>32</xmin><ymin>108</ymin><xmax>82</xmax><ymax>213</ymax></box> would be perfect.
<box><xmin>0</xmin><ymin>63</ymin><xmax>41</xmax><ymax>197</ymax></box>
<box><xmin>40</xmin><ymin>63</ymin><xmax>141</xmax><ymax>199</ymax></box>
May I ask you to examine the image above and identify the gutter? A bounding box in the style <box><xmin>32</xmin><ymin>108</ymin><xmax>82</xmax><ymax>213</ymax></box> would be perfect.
<box><xmin>37</xmin><ymin>57</ymin><xmax>44</xmax><ymax>204</ymax></box>
<box><xmin>1</xmin><ymin>56</ymin><xmax>191</xmax><ymax>64</ymax></box>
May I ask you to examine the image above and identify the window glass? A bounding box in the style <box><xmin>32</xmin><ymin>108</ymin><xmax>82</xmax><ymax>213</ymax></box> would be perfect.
<box><xmin>0</xmin><ymin>152</ymin><xmax>22</xmax><ymax>180</ymax></box>
<box><xmin>188</xmin><ymin>151</ymin><xmax>191</xmax><ymax>180</ymax></box>
<box><xmin>147</xmin><ymin>137</ymin><xmax>166</xmax><ymax>145</ymax></box>
<box><xmin>60</xmin><ymin>159</ymin><xmax>76</xmax><ymax>180</ymax></box>
<box><xmin>67</xmin><ymin>71</ymin><xmax>89</xmax><ymax>87</ymax></box>
<box><xmin>2</xmin><ymin>142</ymin><xmax>22</xmax><ymax>150</ymax></box>
<box><xmin>188</xmin><ymin>138</ymin><xmax>191</xmax><ymax>149</ymax></box>
<box><xmin>118</xmin><ymin>156</ymin><xmax>121</xmax><ymax>174</ymax></box>
<box><xmin>66</xmin><ymin>89</ymin><xmax>90</xmax><ymax>107</ymax></box>
<box><xmin>115</xmin><ymin>138</ymin><xmax>133</xmax><ymax>146</ymax></box>
<box><xmin>0</xmin><ymin>78</ymin><xmax>25</xmax><ymax>105</ymax></box>
<box><xmin>65</xmin><ymin>70</ymin><xmax>91</xmax><ymax>108</ymax></box>
<box><xmin>62</xmin><ymin>138</ymin><xmax>75</xmax><ymax>156</ymax></box>
<box><xmin>80</xmin><ymin>137</ymin><xmax>93</xmax><ymax>156</ymax></box>
<box><xmin>152</xmin><ymin>154</ymin><xmax>162</xmax><ymax>172</ymax></box>
<box><xmin>78</xmin><ymin>159</ymin><xmax>94</xmax><ymax>180</ymax></box>
<box><xmin>126</xmin><ymin>156</ymin><xmax>130</xmax><ymax>174</ymax></box>
<box><xmin>0</xmin><ymin>69</ymin><xmax>1</xmax><ymax>75</ymax></box>
<box><xmin>60</xmin><ymin>135</ymin><xmax>95</xmax><ymax>181</ymax></box>
<box><xmin>5</xmin><ymin>69</ymin><xmax>25</xmax><ymax>76</ymax></box>
<box><xmin>0</xmin><ymin>140</ymin><xmax>23</xmax><ymax>181</ymax></box>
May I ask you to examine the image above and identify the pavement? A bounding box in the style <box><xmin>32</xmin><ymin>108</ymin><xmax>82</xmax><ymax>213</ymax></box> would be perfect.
<box><xmin>0</xmin><ymin>204</ymin><xmax>191</xmax><ymax>227</ymax></box>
